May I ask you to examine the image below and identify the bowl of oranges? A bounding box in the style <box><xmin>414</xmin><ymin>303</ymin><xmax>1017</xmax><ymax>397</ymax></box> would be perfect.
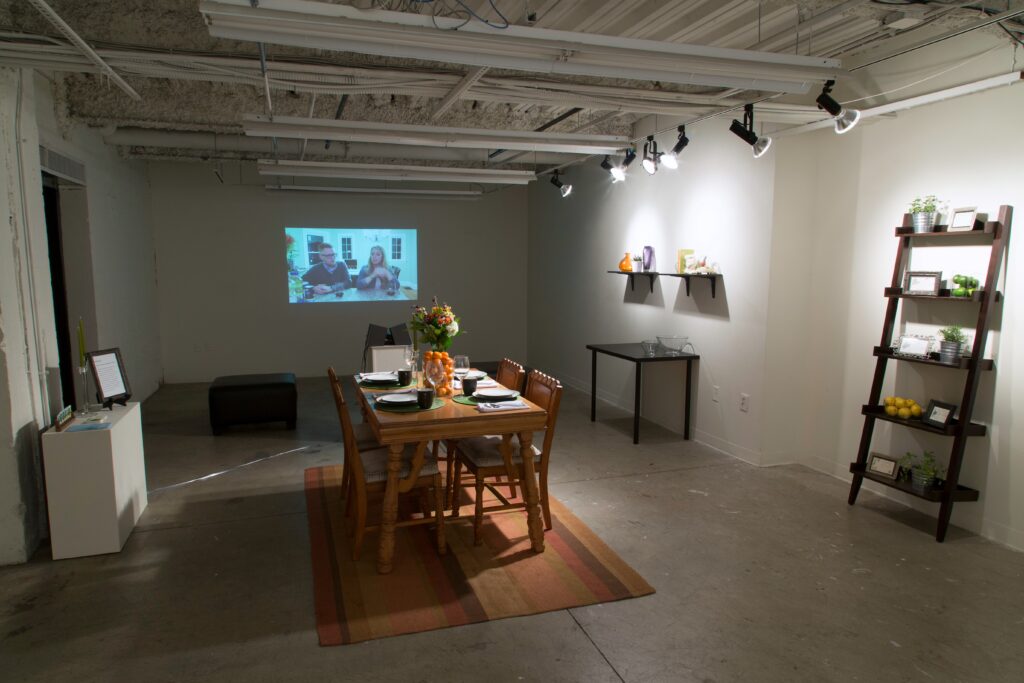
<box><xmin>883</xmin><ymin>396</ymin><xmax>922</xmax><ymax>420</ymax></box>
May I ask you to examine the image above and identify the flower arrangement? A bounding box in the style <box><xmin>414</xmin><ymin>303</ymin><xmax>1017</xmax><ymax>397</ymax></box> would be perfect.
<box><xmin>410</xmin><ymin>297</ymin><xmax>462</xmax><ymax>351</ymax></box>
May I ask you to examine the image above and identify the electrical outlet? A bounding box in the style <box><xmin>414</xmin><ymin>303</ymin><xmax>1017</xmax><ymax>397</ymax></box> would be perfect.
<box><xmin>712</xmin><ymin>385</ymin><xmax>720</xmax><ymax>403</ymax></box>
<box><xmin>740</xmin><ymin>393</ymin><xmax>750</xmax><ymax>412</ymax></box>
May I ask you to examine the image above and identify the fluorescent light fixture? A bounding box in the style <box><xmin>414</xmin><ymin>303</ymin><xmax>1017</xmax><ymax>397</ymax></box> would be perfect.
<box><xmin>200</xmin><ymin>0</ymin><xmax>842</xmax><ymax>94</ymax></box>
<box><xmin>243</xmin><ymin>115</ymin><xmax>629</xmax><ymax>155</ymax></box>
<box><xmin>257</xmin><ymin>159</ymin><xmax>536</xmax><ymax>185</ymax></box>
<box><xmin>816</xmin><ymin>81</ymin><xmax>861</xmax><ymax>135</ymax></box>
<box><xmin>730</xmin><ymin>104</ymin><xmax>772</xmax><ymax>159</ymax></box>
<box><xmin>775</xmin><ymin>71</ymin><xmax>1023</xmax><ymax>138</ymax></box>
<box><xmin>641</xmin><ymin>136</ymin><xmax>659</xmax><ymax>175</ymax></box>
<box><xmin>550</xmin><ymin>171</ymin><xmax>572</xmax><ymax>198</ymax></box>
<box><xmin>660</xmin><ymin>126</ymin><xmax>688</xmax><ymax>170</ymax></box>
<box><xmin>266</xmin><ymin>184</ymin><xmax>482</xmax><ymax>198</ymax></box>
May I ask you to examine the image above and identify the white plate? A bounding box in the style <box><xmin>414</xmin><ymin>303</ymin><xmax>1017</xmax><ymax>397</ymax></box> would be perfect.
<box><xmin>463</xmin><ymin>370</ymin><xmax>487</xmax><ymax>380</ymax></box>
<box><xmin>377</xmin><ymin>393</ymin><xmax>418</xmax><ymax>405</ymax></box>
<box><xmin>474</xmin><ymin>388</ymin><xmax>517</xmax><ymax>401</ymax></box>
<box><xmin>362</xmin><ymin>372</ymin><xmax>398</xmax><ymax>383</ymax></box>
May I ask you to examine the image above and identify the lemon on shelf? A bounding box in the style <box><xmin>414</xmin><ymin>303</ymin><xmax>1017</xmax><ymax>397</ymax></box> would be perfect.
<box><xmin>911</xmin><ymin>404</ymin><xmax>923</xmax><ymax>418</ymax></box>
<box><xmin>897</xmin><ymin>407</ymin><xmax>912</xmax><ymax>419</ymax></box>
<box><xmin>880</xmin><ymin>396</ymin><xmax>921</xmax><ymax>419</ymax></box>
<box><xmin>884</xmin><ymin>405</ymin><xmax>899</xmax><ymax>417</ymax></box>
<box><xmin>883</xmin><ymin>396</ymin><xmax>896</xmax><ymax>407</ymax></box>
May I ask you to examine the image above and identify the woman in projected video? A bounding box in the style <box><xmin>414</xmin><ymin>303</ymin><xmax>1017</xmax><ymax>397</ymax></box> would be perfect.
<box><xmin>356</xmin><ymin>245</ymin><xmax>400</xmax><ymax>292</ymax></box>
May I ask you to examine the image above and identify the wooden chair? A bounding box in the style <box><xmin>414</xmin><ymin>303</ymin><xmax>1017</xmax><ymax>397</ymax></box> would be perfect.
<box><xmin>443</xmin><ymin>358</ymin><xmax>526</xmax><ymax>508</ymax></box>
<box><xmin>451</xmin><ymin>369</ymin><xmax>563</xmax><ymax>545</ymax></box>
<box><xmin>327</xmin><ymin>367</ymin><xmax>445</xmax><ymax>559</ymax></box>
<box><xmin>328</xmin><ymin>366</ymin><xmax>382</xmax><ymax>501</ymax></box>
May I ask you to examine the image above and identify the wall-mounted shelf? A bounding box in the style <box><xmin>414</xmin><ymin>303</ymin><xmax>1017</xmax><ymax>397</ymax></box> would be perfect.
<box><xmin>607</xmin><ymin>271</ymin><xmax>722</xmax><ymax>298</ymax></box>
<box><xmin>607</xmin><ymin>270</ymin><xmax>657</xmax><ymax>292</ymax></box>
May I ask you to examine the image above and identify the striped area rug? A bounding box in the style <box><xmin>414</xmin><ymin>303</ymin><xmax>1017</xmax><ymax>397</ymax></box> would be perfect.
<box><xmin>304</xmin><ymin>465</ymin><xmax>655</xmax><ymax>645</ymax></box>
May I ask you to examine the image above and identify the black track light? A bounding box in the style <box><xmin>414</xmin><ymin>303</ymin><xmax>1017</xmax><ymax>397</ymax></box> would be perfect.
<box><xmin>729</xmin><ymin>104</ymin><xmax>772</xmax><ymax>158</ymax></box>
<box><xmin>601</xmin><ymin>151</ymin><xmax>633</xmax><ymax>182</ymax></box>
<box><xmin>642</xmin><ymin>135</ymin><xmax>659</xmax><ymax>175</ymax></box>
<box><xmin>550</xmin><ymin>171</ymin><xmax>572</xmax><ymax>198</ymax></box>
<box><xmin>661</xmin><ymin>126</ymin><xmax>688</xmax><ymax>170</ymax></box>
<box><xmin>816</xmin><ymin>80</ymin><xmax>861</xmax><ymax>134</ymax></box>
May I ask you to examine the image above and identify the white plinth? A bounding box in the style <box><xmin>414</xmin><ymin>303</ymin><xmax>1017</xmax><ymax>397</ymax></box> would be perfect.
<box><xmin>42</xmin><ymin>402</ymin><xmax>148</xmax><ymax>560</ymax></box>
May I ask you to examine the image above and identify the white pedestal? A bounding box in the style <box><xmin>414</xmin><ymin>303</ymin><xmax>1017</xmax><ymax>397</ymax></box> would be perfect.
<box><xmin>42</xmin><ymin>402</ymin><xmax>148</xmax><ymax>560</ymax></box>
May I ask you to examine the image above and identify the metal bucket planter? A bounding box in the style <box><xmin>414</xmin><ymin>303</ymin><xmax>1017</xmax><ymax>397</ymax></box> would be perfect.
<box><xmin>939</xmin><ymin>340</ymin><xmax>962</xmax><ymax>365</ymax></box>
<box><xmin>911</xmin><ymin>211</ymin><xmax>938</xmax><ymax>233</ymax></box>
<box><xmin>911</xmin><ymin>469</ymin><xmax>936</xmax><ymax>492</ymax></box>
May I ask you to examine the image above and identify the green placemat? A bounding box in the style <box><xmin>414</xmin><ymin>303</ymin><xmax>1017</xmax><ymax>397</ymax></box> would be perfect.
<box><xmin>453</xmin><ymin>392</ymin><xmax>519</xmax><ymax>406</ymax></box>
<box><xmin>373</xmin><ymin>398</ymin><xmax>444</xmax><ymax>412</ymax></box>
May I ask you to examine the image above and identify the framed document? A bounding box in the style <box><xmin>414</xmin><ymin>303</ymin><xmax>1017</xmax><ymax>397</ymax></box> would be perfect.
<box><xmin>922</xmin><ymin>399</ymin><xmax>956</xmax><ymax>429</ymax></box>
<box><xmin>87</xmin><ymin>348</ymin><xmax>132</xmax><ymax>409</ymax></box>
<box><xmin>867</xmin><ymin>454</ymin><xmax>899</xmax><ymax>480</ymax></box>
<box><xmin>894</xmin><ymin>334</ymin><xmax>932</xmax><ymax>359</ymax></box>
<box><xmin>947</xmin><ymin>207</ymin><xmax>978</xmax><ymax>232</ymax></box>
<box><xmin>903</xmin><ymin>270</ymin><xmax>942</xmax><ymax>296</ymax></box>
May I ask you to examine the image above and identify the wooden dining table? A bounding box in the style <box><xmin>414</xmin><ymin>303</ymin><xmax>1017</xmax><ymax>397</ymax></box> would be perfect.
<box><xmin>355</xmin><ymin>378</ymin><xmax>549</xmax><ymax>574</ymax></box>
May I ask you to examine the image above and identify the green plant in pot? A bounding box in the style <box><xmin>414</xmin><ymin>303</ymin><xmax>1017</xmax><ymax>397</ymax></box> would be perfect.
<box><xmin>937</xmin><ymin>324</ymin><xmax>968</xmax><ymax>365</ymax></box>
<box><xmin>900</xmin><ymin>450</ymin><xmax>944</xmax><ymax>492</ymax></box>
<box><xmin>908</xmin><ymin>194</ymin><xmax>942</xmax><ymax>233</ymax></box>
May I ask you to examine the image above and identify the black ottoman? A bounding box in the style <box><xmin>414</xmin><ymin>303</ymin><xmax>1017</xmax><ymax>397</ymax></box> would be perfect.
<box><xmin>209</xmin><ymin>373</ymin><xmax>297</xmax><ymax>434</ymax></box>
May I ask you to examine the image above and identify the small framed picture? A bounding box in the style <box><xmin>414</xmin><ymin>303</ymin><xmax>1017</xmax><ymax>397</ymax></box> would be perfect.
<box><xmin>867</xmin><ymin>454</ymin><xmax>899</xmax><ymax>480</ymax></box>
<box><xmin>947</xmin><ymin>207</ymin><xmax>978</xmax><ymax>232</ymax></box>
<box><xmin>922</xmin><ymin>399</ymin><xmax>957</xmax><ymax>429</ymax></box>
<box><xmin>894</xmin><ymin>334</ymin><xmax>932</xmax><ymax>359</ymax></box>
<box><xmin>904</xmin><ymin>270</ymin><xmax>942</xmax><ymax>296</ymax></box>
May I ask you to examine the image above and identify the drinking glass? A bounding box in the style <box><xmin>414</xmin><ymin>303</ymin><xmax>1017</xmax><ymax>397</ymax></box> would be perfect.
<box><xmin>453</xmin><ymin>355</ymin><xmax>470</xmax><ymax>377</ymax></box>
<box><xmin>423</xmin><ymin>358</ymin><xmax>446</xmax><ymax>390</ymax></box>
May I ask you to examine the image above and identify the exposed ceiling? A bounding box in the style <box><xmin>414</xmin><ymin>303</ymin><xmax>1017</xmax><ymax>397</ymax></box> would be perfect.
<box><xmin>1</xmin><ymin>0</ymin><xmax>1022</xmax><ymax>188</ymax></box>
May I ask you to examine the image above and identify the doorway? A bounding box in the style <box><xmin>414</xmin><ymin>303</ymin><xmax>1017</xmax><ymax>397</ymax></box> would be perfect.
<box><xmin>41</xmin><ymin>172</ymin><xmax>76</xmax><ymax>410</ymax></box>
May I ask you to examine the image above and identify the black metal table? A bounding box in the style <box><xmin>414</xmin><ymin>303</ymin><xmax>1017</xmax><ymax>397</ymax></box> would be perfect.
<box><xmin>586</xmin><ymin>343</ymin><xmax>699</xmax><ymax>444</ymax></box>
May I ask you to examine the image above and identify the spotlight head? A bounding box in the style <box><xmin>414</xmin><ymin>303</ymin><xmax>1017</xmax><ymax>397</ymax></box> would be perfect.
<box><xmin>622</xmin><ymin>148</ymin><xmax>637</xmax><ymax>168</ymax></box>
<box><xmin>729</xmin><ymin>118</ymin><xmax>758</xmax><ymax>147</ymax></box>
<box><xmin>661</xmin><ymin>127</ymin><xmax>688</xmax><ymax>170</ymax></box>
<box><xmin>600</xmin><ymin>156</ymin><xmax>614</xmax><ymax>172</ymax></box>
<box><xmin>642</xmin><ymin>136</ymin><xmax>659</xmax><ymax>175</ymax></box>
<box><xmin>834</xmin><ymin>108</ymin><xmax>861</xmax><ymax>134</ymax></box>
<box><xmin>815</xmin><ymin>90</ymin><xmax>843</xmax><ymax>117</ymax></box>
<box><xmin>610</xmin><ymin>166</ymin><xmax>626</xmax><ymax>183</ymax></box>
<box><xmin>752</xmin><ymin>135</ymin><xmax>773</xmax><ymax>158</ymax></box>
<box><xmin>550</xmin><ymin>171</ymin><xmax>572</xmax><ymax>198</ymax></box>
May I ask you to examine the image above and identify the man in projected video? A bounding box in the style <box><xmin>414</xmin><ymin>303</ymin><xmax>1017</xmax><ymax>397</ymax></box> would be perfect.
<box><xmin>302</xmin><ymin>243</ymin><xmax>352</xmax><ymax>295</ymax></box>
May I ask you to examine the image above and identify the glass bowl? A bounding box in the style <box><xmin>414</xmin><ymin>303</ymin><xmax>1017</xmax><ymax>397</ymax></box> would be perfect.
<box><xmin>657</xmin><ymin>335</ymin><xmax>692</xmax><ymax>355</ymax></box>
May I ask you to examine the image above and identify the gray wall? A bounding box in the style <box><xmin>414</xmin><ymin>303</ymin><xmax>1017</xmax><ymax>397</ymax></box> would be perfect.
<box><xmin>149</xmin><ymin>163</ymin><xmax>530</xmax><ymax>381</ymax></box>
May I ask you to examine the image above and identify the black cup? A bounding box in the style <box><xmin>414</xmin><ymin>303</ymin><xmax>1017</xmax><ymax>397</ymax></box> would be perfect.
<box><xmin>397</xmin><ymin>369</ymin><xmax>412</xmax><ymax>386</ymax></box>
<box><xmin>417</xmin><ymin>388</ymin><xmax>434</xmax><ymax>409</ymax></box>
<box><xmin>462</xmin><ymin>377</ymin><xmax>478</xmax><ymax>396</ymax></box>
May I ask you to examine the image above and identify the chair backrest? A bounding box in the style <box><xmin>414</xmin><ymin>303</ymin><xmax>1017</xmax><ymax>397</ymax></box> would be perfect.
<box><xmin>496</xmin><ymin>358</ymin><xmax>526</xmax><ymax>392</ymax></box>
<box><xmin>523</xmin><ymin>369</ymin><xmax>563</xmax><ymax>467</ymax></box>
<box><xmin>389</xmin><ymin>322</ymin><xmax>411</xmax><ymax>345</ymax></box>
<box><xmin>369</xmin><ymin>345</ymin><xmax>411</xmax><ymax>372</ymax></box>
<box><xmin>362</xmin><ymin>324</ymin><xmax>390</xmax><ymax>371</ymax></box>
<box><xmin>327</xmin><ymin>366</ymin><xmax>366</xmax><ymax>485</ymax></box>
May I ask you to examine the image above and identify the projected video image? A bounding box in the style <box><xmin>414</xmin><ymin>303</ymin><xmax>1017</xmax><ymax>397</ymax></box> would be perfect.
<box><xmin>286</xmin><ymin>227</ymin><xmax>418</xmax><ymax>303</ymax></box>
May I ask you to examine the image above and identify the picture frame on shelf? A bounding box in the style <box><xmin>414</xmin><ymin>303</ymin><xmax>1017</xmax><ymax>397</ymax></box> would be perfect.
<box><xmin>894</xmin><ymin>334</ymin><xmax>932</xmax><ymax>359</ymax></box>
<box><xmin>867</xmin><ymin>454</ymin><xmax>899</xmax><ymax>480</ymax></box>
<box><xmin>86</xmin><ymin>348</ymin><xmax>132</xmax><ymax>410</ymax></box>
<box><xmin>904</xmin><ymin>270</ymin><xmax>942</xmax><ymax>296</ymax></box>
<box><xmin>947</xmin><ymin>207</ymin><xmax>978</xmax><ymax>232</ymax></box>
<box><xmin>922</xmin><ymin>399</ymin><xmax>957</xmax><ymax>429</ymax></box>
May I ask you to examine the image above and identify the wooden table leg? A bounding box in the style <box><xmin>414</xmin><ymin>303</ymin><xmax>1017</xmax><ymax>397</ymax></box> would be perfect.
<box><xmin>684</xmin><ymin>359</ymin><xmax>692</xmax><ymax>440</ymax></box>
<box><xmin>590</xmin><ymin>349</ymin><xmax>597</xmax><ymax>422</ymax></box>
<box><xmin>376</xmin><ymin>442</ymin><xmax>404</xmax><ymax>574</ymax></box>
<box><xmin>633</xmin><ymin>361</ymin><xmax>642</xmax><ymax>444</ymax></box>
<box><xmin>518</xmin><ymin>431</ymin><xmax>545</xmax><ymax>553</ymax></box>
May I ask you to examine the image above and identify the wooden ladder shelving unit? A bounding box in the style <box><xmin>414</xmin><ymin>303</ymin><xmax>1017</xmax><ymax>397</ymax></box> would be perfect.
<box><xmin>847</xmin><ymin>205</ymin><xmax>1012</xmax><ymax>542</ymax></box>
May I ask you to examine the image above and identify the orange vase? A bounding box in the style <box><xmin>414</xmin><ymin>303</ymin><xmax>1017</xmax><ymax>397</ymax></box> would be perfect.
<box><xmin>618</xmin><ymin>252</ymin><xmax>633</xmax><ymax>272</ymax></box>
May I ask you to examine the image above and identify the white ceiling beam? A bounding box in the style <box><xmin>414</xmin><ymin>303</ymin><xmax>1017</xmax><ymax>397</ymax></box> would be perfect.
<box><xmin>258</xmin><ymin>159</ymin><xmax>537</xmax><ymax>185</ymax></box>
<box><xmin>199</xmin><ymin>0</ymin><xmax>842</xmax><ymax>93</ymax></box>
<box><xmin>747</xmin><ymin>0</ymin><xmax>869</xmax><ymax>51</ymax></box>
<box><xmin>431</xmin><ymin>66</ymin><xmax>488</xmax><ymax>120</ymax></box>
<box><xmin>243</xmin><ymin>115</ymin><xmax>630</xmax><ymax>154</ymax></box>
<box><xmin>266</xmin><ymin>184</ymin><xmax>483</xmax><ymax>198</ymax></box>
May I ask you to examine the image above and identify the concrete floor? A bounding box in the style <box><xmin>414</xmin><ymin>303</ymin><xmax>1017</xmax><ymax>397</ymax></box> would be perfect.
<box><xmin>2</xmin><ymin>378</ymin><xmax>1023</xmax><ymax>682</ymax></box>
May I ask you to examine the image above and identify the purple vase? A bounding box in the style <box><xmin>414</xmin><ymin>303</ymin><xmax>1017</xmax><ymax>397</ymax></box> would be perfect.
<box><xmin>642</xmin><ymin>246</ymin><xmax>656</xmax><ymax>272</ymax></box>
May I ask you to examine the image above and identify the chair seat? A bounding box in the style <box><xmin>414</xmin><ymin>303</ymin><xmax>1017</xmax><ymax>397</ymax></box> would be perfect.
<box><xmin>352</xmin><ymin>422</ymin><xmax>381</xmax><ymax>451</ymax></box>
<box><xmin>459</xmin><ymin>434</ymin><xmax>541</xmax><ymax>470</ymax></box>
<box><xmin>361</xmin><ymin>444</ymin><xmax>440</xmax><ymax>483</ymax></box>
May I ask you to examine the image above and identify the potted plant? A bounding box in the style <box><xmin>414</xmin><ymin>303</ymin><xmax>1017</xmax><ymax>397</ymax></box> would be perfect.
<box><xmin>937</xmin><ymin>324</ymin><xmax>968</xmax><ymax>364</ymax></box>
<box><xmin>908</xmin><ymin>195</ymin><xmax>942</xmax><ymax>233</ymax></box>
<box><xmin>632</xmin><ymin>255</ymin><xmax>643</xmax><ymax>272</ymax></box>
<box><xmin>900</xmin><ymin>450</ymin><xmax>944</xmax><ymax>492</ymax></box>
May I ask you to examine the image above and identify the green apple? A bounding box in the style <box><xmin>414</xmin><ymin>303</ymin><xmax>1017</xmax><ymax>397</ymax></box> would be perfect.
<box><xmin>953</xmin><ymin>287</ymin><xmax>967</xmax><ymax>297</ymax></box>
<box><xmin>970</xmin><ymin>277</ymin><xmax>980</xmax><ymax>288</ymax></box>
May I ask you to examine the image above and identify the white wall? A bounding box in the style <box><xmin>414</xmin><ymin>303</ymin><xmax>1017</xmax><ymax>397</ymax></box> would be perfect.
<box><xmin>149</xmin><ymin>163</ymin><xmax>529</xmax><ymax>382</ymax></box>
<box><xmin>772</xmin><ymin>82</ymin><xmax>1024</xmax><ymax>549</ymax></box>
<box><xmin>34</xmin><ymin>73</ymin><xmax>162</xmax><ymax>401</ymax></box>
<box><xmin>527</xmin><ymin>123</ymin><xmax>777</xmax><ymax>464</ymax></box>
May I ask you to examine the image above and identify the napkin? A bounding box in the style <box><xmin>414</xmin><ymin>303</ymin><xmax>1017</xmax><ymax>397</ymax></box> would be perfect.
<box><xmin>476</xmin><ymin>400</ymin><xmax>528</xmax><ymax>412</ymax></box>
<box><xmin>356</xmin><ymin>372</ymin><xmax>397</xmax><ymax>382</ymax></box>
